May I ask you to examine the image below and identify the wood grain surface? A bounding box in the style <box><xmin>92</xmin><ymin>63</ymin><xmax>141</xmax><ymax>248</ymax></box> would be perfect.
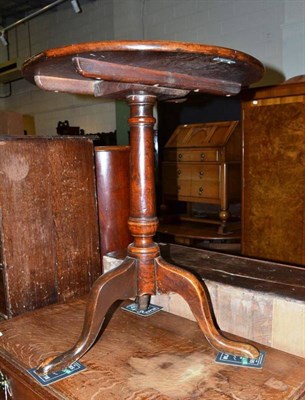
<box><xmin>105</xmin><ymin>245</ymin><xmax>305</xmax><ymax>358</ymax></box>
<box><xmin>0</xmin><ymin>298</ymin><xmax>305</xmax><ymax>399</ymax></box>
<box><xmin>22</xmin><ymin>41</ymin><xmax>264</xmax><ymax>100</ymax></box>
<box><xmin>0</xmin><ymin>137</ymin><xmax>101</xmax><ymax>317</ymax></box>
<box><xmin>242</xmin><ymin>100</ymin><xmax>305</xmax><ymax>265</ymax></box>
<box><xmin>95</xmin><ymin>146</ymin><xmax>132</xmax><ymax>258</ymax></box>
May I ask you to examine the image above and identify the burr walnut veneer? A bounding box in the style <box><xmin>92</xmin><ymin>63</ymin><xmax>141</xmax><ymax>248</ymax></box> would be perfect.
<box><xmin>242</xmin><ymin>80</ymin><xmax>305</xmax><ymax>264</ymax></box>
<box><xmin>22</xmin><ymin>40</ymin><xmax>264</xmax><ymax>375</ymax></box>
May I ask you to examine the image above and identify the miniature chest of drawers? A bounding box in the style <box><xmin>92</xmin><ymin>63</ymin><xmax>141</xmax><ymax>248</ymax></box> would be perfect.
<box><xmin>162</xmin><ymin>121</ymin><xmax>241</xmax><ymax>233</ymax></box>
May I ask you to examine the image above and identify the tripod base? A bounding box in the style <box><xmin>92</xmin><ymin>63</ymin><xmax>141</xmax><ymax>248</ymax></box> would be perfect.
<box><xmin>36</xmin><ymin>255</ymin><xmax>259</xmax><ymax>375</ymax></box>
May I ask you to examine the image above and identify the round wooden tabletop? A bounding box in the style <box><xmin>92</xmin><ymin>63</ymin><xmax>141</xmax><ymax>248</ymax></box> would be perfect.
<box><xmin>22</xmin><ymin>40</ymin><xmax>264</xmax><ymax>100</ymax></box>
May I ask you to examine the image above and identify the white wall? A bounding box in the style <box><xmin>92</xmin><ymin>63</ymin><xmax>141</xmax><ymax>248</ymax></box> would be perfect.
<box><xmin>283</xmin><ymin>0</ymin><xmax>305</xmax><ymax>79</ymax></box>
<box><xmin>1</xmin><ymin>0</ymin><xmax>116</xmax><ymax>136</ymax></box>
<box><xmin>0</xmin><ymin>0</ymin><xmax>304</xmax><ymax>136</ymax></box>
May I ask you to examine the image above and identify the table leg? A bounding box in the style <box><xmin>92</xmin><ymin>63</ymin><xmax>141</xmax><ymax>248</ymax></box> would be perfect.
<box><xmin>36</xmin><ymin>258</ymin><xmax>137</xmax><ymax>375</ymax></box>
<box><xmin>155</xmin><ymin>257</ymin><xmax>259</xmax><ymax>358</ymax></box>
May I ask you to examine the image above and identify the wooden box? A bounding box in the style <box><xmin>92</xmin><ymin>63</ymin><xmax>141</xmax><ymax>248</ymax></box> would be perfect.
<box><xmin>0</xmin><ymin>137</ymin><xmax>101</xmax><ymax>318</ymax></box>
<box><xmin>0</xmin><ymin>111</ymin><xmax>24</xmax><ymax>136</ymax></box>
<box><xmin>0</xmin><ymin>297</ymin><xmax>305</xmax><ymax>399</ymax></box>
<box><xmin>242</xmin><ymin>79</ymin><xmax>305</xmax><ymax>264</ymax></box>
<box><xmin>162</xmin><ymin>121</ymin><xmax>241</xmax><ymax>233</ymax></box>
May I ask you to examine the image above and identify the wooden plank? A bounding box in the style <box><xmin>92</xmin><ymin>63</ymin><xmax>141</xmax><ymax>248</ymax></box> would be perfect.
<box><xmin>272</xmin><ymin>299</ymin><xmax>305</xmax><ymax>356</ymax></box>
<box><xmin>242</xmin><ymin>102</ymin><xmax>305</xmax><ymax>265</ymax></box>
<box><xmin>73</xmin><ymin>57</ymin><xmax>241</xmax><ymax>95</ymax></box>
<box><xmin>157</xmin><ymin>244</ymin><xmax>305</xmax><ymax>301</ymax></box>
<box><xmin>107</xmin><ymin>243</ymin><xmax>305</xmax><ymax>301</ymax></box>
<box><xmin>158</xmin><ymin>222</ymin><xmax>240</xmax><ymax>240</ymax></box>
<box><xmin>242</xmin><ymin>81</ymin><xmax>305</xmax><ymax>100</ymax></box>
<box><xmin>0</xmin><ymin>298</ymin><xmax>305</xmax><ymax>399</ymax></box>
<box><xmin>95</xmin><ymin>146</ymin><xmax>132</xmax><ymax>257</ymax></box>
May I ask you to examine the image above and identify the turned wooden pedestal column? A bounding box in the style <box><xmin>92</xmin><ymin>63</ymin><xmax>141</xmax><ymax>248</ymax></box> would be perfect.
<box><xmin>22</xmin><ymin>40</ymin><xmax>264</xmax><ymax>374</ymax></box>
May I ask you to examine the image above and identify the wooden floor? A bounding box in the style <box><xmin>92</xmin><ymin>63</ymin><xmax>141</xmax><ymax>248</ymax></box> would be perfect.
<box><xmin>0</xmin><ymin>298</ymin><xmax>305</xmax><ymax>399</ymax></box>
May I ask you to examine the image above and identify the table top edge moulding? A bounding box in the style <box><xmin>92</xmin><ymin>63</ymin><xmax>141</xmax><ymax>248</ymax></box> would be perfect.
<box><xmin>22</xmin><ymin>40</ymin><xmax>264</xmax><ymax>376</ymax></box>
<box><xmin>22</xmin><ymin>40</ymin><xmax>264</xmax><ymax>99</ymax></box>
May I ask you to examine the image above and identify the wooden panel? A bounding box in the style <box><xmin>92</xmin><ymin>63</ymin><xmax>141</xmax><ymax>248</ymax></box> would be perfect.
<box><xmin>242</xmin><ymin>81</ymin><xmax>305</xmax><ymax>100</ymax></box>
<box><xmin>0</xmin><ymin>111</ymin><xmax>23</xmax><ymax>135</ymax></box>
<box><xmin>0</xmin><ymin>211</ymin><xmax>6</xmax><ymax>316</ymax></box>
<box><xmin>165</xmin><ymin>121</ymin><xmax>238</xmax><ymax>148</ymax></box>
<box><xmin>176</xmin><ymin>163</ymin><xmax>193</xmax><ymax>179</ymax></box>
<box><xmin>95</xmin><ymin>146</ymin><xmax>132</xmax><ymax>258</ymax></box>
<box><xmin>108</xmin><ymin>243</ymin><xmax>305</xmax><ymax>301</ymax></box>
<box><xmin>23</xmin><ymin>114</ymin><xmax>36</xmax><ymax>136</ymax></box>
<box><xmin>272</xmin><ymin>299</ymin><xmax>305</xmax><ymax>356</ymax></box>
<box><xmin>0</xmin><ymin>297</ymin><xmax>305</xmax><ymax>399</ymax></box>
<box><xmin>0</xmin><ymin>271</ymin><xmax>7</xmax><ymax>317</ymax></box>
<box><xmin>190</xmin><ymin>179</ymin><xmax>219</xmax><ymax>199</ymax></box>
<box><xmin>242</xmin><ymin>102</ymin><xmax>305</xmax><ymax>264</ymax></box>
<box><xmin>164</xmin><ymin>149</ymin><xmax>219</xmax><ymax>162</ymax></box>
<box><xmin>191</xmin><ymin>164</ymin><xmax>219</xmax><ymax>181</ymax></box>
<box><xmin>226</xmin><ymin>163</ymin><xmax>241</xmax><ymax>200</ymax></box>
<box><xmin>243</xmin><ymin>94</ymin><xmax>305</xmax><ymax>107</ymax></box>
<box><xmin>0</xmin><ymin>137</ymin><xmax>101</xmax><ymax>317</ymax></box>
<box><xmin>0</xmin><ymin>356</ymin><xmax>49</xmax><ymax>400</ymax></box>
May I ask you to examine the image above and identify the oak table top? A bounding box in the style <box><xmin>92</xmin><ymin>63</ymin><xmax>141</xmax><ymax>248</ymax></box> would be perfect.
<box><xmin>22</xmin><ymin>40</ymin><xmax>264</xmax><ymax>100</ymax></box>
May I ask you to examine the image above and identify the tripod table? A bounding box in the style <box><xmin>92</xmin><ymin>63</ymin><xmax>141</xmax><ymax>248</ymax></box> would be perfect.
<box><xmin>22</xmin><ymin>40</ymin><xmax>264</xmax><ymax>374</ymax></box>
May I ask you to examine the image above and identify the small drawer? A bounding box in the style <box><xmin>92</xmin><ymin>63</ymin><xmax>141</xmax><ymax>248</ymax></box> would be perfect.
<box><xmin>190</xmin><ymin>181</ymin><xmax>219</xmax><ymax>199</ymax></box>
<box><xmin>190</xmin><ymin>150</ymin><xmax>219</xmax><ymax>162</ymax></box>
<box><xmin>162</xmin><ymin>179</ymin><xmax>191</xmax><ymax>197</ymax></box>
<box><xmin>164</xmin><ymin>149</ymin><xmax>219</xmax><ymax>162</ymax></box>
<box><xmin>191</xmin><ymin>164</ymin><xmax>219</xmax><ymax>181</ymax></box>
<box><xmin>162</xmin><ymin>162</ymin><xmax>193</xmax><ymax>180</ymax></box>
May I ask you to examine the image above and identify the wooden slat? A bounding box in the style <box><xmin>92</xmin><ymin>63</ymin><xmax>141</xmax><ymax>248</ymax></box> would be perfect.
<box><xmin>159</xmin><ymin>244</ymin><xmax>305</xmax><ymax>300</ymax></box>
<box><xmin>73</xmin><ymin>57</ymin><xmax>241</xmax><ymax>96</ymax></box>
<box><xmin>108</xmin><ymin>244</ymin><xmax>305</xmax><ymax>301</ymax></box>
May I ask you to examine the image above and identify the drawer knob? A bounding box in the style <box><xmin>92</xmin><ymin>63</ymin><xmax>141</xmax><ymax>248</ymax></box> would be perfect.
<box><xmin>178</xmin><ymin>153</ymin><xmax>183</xmax><ymax>159</ymax></box>
<box><xmin>200</xmin><ymin>153</ymin><xmax>205</xmax><ymax>161</ymax></box>
<box><xmin>199</xmin><ymin>170</ymin><xmax>204</xmax><ymax>178</ymax></box>
<box><xmin>198</xmin><ymin>186</ymin><xmax>204</xmax><ymax>195</ymax></box>
<box><xmin>177</xmin><ymin>169</ymin><xmax>182</xmax><ymax>176</ymax></box>
<box><xmin>0</xmin><ymin>371</ymin><xmax>12</xmax><ymax>398</ymax></box>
